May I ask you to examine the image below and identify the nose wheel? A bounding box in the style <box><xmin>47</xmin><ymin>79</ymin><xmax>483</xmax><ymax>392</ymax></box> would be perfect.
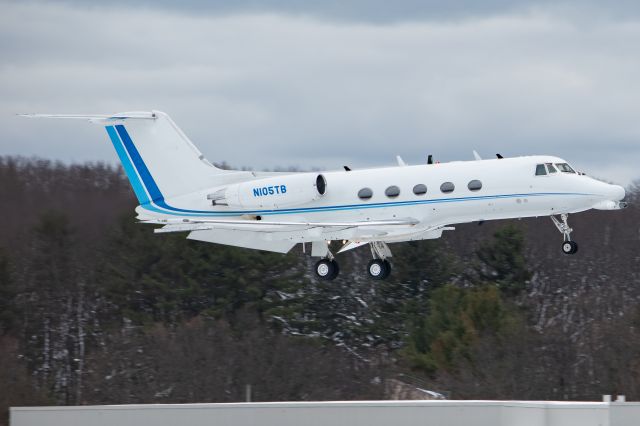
<box><xmin>552</xmin><ymin>214</ymin><xmax>578</xmax><ymax>255</ymax></box>
<box><xmin>561</xmin><ymin>240</ymin><xmax>578</xmax><ymax>254</ymax></box>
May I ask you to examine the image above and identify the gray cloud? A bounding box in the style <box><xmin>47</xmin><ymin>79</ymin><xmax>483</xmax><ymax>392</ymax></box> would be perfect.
<box><xmin>2</xmin><ymin>1</ymin><xmax>640</xmax><ymax>184</ymax></box>
<box><xmin>34</xmin><ymin>0</ymin><xmax>640</xmax><ymax>23</ymax></box>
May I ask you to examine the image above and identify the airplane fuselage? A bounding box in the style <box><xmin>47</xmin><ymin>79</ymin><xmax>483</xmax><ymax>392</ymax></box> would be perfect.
<box><xmin>145</xmin><ymin>155</ymin><xmax>625</xmax><ymax>247</ymax></box>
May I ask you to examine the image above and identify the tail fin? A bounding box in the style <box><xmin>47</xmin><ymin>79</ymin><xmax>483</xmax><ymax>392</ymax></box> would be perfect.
<box><xmin>21</xmin><ymin>110</ymin><xmax>250</xmax><ymax>207</ymax></box>
<box><xmin>102</xmin><ymin>110</ymin><xmax>235</xmax><ymax>205</ymax></box>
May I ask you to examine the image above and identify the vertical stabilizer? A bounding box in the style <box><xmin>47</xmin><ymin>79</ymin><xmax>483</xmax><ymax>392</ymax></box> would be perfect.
<box><xmin>103</xmin><ymin>111</ymin><xmax>238</xmax><ymax>205</ymax></box>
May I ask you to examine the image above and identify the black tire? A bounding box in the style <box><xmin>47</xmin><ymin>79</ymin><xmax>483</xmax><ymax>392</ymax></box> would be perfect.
<box><xmin>315</xmin><ymin>259</ymin><xmax>339</xmax><ymax>280</ymax></box>
<box><xmin>329</xmin><ymin>259</ymin><xmax>340</xmax><ymax>280</ymax></box>
<box><xmin>367</xmin><ymin>259</ymin><xmax>389</xmax><ymax>280</ymax></box>
<box><xmin>570</xmin><ymin>241</ymin><xmax>578</xmax><ymax>254</ymax></box>
<box><xmin>381</xmin><ymin>260</ymin><xmax>392</xmax><ymax>279</ymax></box>
<box><xmin>562</xmin><ymin>241</ymin><xmax>578</xmax><ymax>255</ymax></box>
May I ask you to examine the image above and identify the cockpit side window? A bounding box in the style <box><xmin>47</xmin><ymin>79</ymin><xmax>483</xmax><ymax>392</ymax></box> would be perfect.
<box><xmin>535</xmin><ymin>164</ymin><xmax>547</xmax><ymax>176</ymax></box>
<box><xmin>545</xmin><ymin>163</ymin><xmax>557</xmax><ymax>173</ymax></box>
<box><xmin>555</xmin><ymin>163</ymin><xmax>576</xmax><ymax>173</ymax></box>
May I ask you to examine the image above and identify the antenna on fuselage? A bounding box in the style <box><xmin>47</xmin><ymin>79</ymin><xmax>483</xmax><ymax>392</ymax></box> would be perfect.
<box><xmin>427</xmin><ymin>155</ymin><xmax>433</xmax><ymax>165</ymax></box>
<box><xmin>496</xmin><ymin>153</ymin><xmax>504</xmax><ymax>159</ymax></box>
<box><xmin>343</xmin><ymin>166</ymin><xmax>351</xmax><ymax>171</ymax></box>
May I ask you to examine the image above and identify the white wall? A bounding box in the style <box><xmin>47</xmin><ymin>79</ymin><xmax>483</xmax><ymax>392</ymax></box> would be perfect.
<box><xmin>10</xmin><ymin>400</ymin><xmax>640</xmax><ymax>426</ymax></box>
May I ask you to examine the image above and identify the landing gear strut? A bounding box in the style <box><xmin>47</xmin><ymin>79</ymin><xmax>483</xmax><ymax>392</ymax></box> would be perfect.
<box><xmin>312</xmin><ymin>241</ymin><xmax>340</xmax><ymax>281</ymax></box>
<box><xmin>311</xmin><ymin>240</ymin><xmax>393</xmax><ymax>280</ymax></box>
<box><xmin>368</xmin><ymin>241</ymin><xmax>392</xmax><ymax>280</ymax></box>
<box><xmin>551</xmin><ymin>214</ymin><xmax>578</xmax><ymax>255</ymax></box>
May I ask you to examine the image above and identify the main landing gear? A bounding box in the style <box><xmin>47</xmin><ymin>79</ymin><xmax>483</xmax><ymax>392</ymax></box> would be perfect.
<box><xmin>367</xmin><ymin>241</ymin><xmax>392</xmax><ymax>280</ymax></box>
<box><xmin>367</xmin><ymin>259</ymin><xmax>391</xmax><ymax>280</ymax></box>
<box><xmin>315</xmin><ymin>257</ymin><xmax>340</xmax><ymax>281</ymax></box>
<box><xmin>551</xmin><ymin>214</ymin><xmax>578</xmax><ymax>255</ymax></box>
<box><xmin>313</xmin><ymin>241</ymin><xmax>393</xmax><ymax>281</ymax></box>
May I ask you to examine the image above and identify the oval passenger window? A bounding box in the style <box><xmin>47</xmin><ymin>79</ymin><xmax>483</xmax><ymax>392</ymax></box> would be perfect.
<box><xmin>358</xmin><ymin>188</ymin><xmax>373</xmax><ymax>200</ymax></box>
<box><xmin>385</xmin><ymin>186</ymin><xmax>400</xmax><ymax>198</ymax></box>
<box><xmin>413</xmin><ymin>184</ymin><xmax>427</xmax><ymax>195</ymax></box>
<box><xmin>467</xmin><ymin>180</ymin><xmax>482</xmax><ymax>191</ymax></box>
<box><xmin>440</xmin><ymin>182</ymin><xmax>455</xmax><ymax>193</ymax></box>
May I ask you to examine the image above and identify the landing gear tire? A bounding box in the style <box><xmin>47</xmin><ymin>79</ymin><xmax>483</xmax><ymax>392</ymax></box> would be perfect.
<box><xmin>368</xmin><ymin>259</ymin><xmax>391</xmax><ymax>280</ymax></box>
<box><xmin>381</xmin><ymin>260</ymin><xmax>392</xmax><ymax>279</ymax></box>
<box><xmin>329</xmin><ymin>260</ymin><xmax>340</xmax><ymax>280</ymax></box>
<box><xmin>562</xmin><ymin>240</ymin><xmax>578</xmax><ymax>255</ymax></box>
<box><xmin>315</xmin><ymin>259</ymin><xmax>339</xmax><ymax>281</ymax></box>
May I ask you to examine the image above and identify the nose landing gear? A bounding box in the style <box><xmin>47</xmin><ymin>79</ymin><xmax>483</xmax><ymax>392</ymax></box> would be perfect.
<box><xmin>552</xmin><ymin>214</ymin><xmax>578</xmax><ymax>255</ymax></box>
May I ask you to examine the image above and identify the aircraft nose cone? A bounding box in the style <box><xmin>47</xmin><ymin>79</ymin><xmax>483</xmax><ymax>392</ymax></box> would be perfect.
<box><xmin>609</xmin><ymin>184</ymin><xmax>625</xmax><ymax>201</ymax></box>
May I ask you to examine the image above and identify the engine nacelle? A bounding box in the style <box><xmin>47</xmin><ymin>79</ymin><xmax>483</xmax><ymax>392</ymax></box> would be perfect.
<box><xmin>208</xmin><ymin>174</ymin><xmax>327</xmax><ymax>210</ymax></box>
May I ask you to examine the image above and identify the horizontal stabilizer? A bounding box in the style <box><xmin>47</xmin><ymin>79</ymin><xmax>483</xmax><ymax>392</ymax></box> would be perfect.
<box><xmin>18</xmin><ymin>112</ymin><xmax>157</xmax><ymax>122</ymax></box>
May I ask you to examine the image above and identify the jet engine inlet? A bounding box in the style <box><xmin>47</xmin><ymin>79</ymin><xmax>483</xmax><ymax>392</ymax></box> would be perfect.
<box><xmin>316</xmin><ymin>174</ymin><xmax>327</xmax><ymax>195</ymax></box>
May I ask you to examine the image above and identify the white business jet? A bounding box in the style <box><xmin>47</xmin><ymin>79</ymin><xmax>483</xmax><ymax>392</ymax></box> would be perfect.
<box><xmin>23</xmin><ymin>111</ymin><xmax>627</xmax><ymax>280</ymax></box>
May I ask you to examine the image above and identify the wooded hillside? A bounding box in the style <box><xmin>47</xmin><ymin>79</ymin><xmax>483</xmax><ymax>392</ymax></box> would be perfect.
<box><xmin>1</xmin><ymin>156</ymin><xmax>639</xmax><ymax>425</ymax></box>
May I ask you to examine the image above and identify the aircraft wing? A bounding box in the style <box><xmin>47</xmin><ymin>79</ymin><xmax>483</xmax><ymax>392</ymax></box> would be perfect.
<box><xmin>151</xmin><ymin>217</ymin><xmax>419</xmax><ymax>234</ymax></box>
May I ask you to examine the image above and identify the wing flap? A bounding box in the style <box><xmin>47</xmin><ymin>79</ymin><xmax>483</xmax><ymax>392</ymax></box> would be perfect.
<box><xmin>149</xmin><ymin>217</ymin><xmax>418</xmax><ymax>231</ymax></box>
<box><xmin>187</xmin><ymin>229</ymin><xmax>297</xmax><ymax>253</ymax></box>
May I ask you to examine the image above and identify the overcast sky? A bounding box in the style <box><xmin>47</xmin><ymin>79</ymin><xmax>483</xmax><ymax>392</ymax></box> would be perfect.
<box><xmin>2</xmin><ymin>0</ymin><xmax>640</xmax><ymax>184</ymax></box>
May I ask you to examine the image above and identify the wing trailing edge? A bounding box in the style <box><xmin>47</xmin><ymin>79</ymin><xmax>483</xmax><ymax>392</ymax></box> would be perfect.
<box><xmin>151</xmin><ymin>217</ymin><xmax>419</xmax><ymax>233</ymax></box>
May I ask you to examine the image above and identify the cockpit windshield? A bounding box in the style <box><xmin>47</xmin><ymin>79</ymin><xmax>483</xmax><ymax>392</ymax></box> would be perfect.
<box><xmin>535</xmin><ymin>162</ymin><xmax>578</xmax><ymax>176</ymax></box>
<box><xmin>555</xmin><ymin>163</ymin><xmax>576</xmax><ymax>173</ymax></box>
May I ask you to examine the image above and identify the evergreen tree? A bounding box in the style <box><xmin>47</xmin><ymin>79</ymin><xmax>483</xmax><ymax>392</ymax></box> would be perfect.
<box><xmin>0</xmin><ymin>248</ymin><xmax>16</xmax><ymax>335</ymax></box>
<box><xmin>266</xmin><ymin>241</ymin><xmax>458</xmax><ymax>354</ymax></box>
<box><xmin>98</xmin><ymin>215</ymin><xmax>305</xmax><ymax>326</ymax></box>
<box><xmin>404</xmin><ymin>284</ymin><xmax>515</xmax><ymax>375</ymax></box>
<box><xmin>475</xmin><ymin>225</ymin><xmax>531</xmax><ymax>295</ymax></box>
<box><xmin>263</xmin><ymin>252</ymin><xmax>379</xmax><ymax>354</ymax></box>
